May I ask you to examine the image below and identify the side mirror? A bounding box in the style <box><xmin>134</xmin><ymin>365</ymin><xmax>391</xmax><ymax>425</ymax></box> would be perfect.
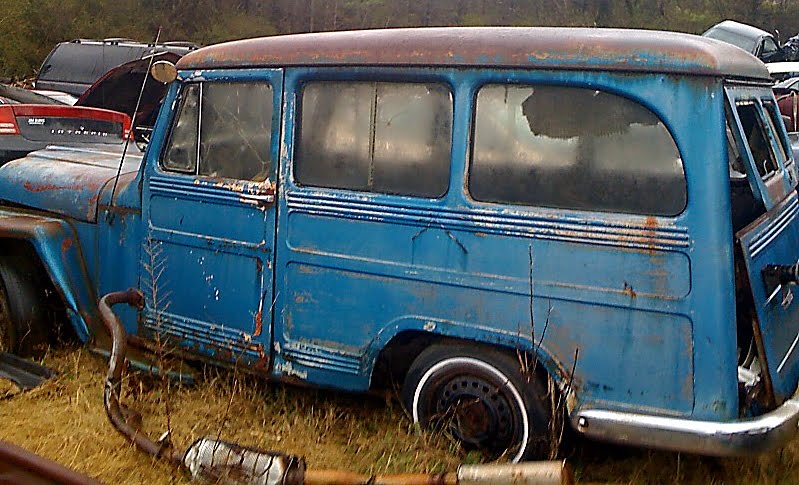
<box><xmin>150</xmin><ymin>60</ymin><xmax>177</xmax><ymax>84</ymax></box>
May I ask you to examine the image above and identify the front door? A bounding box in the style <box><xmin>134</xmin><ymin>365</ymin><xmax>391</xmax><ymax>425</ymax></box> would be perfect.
<box><xmin>142</xmin><ymin>70</ymin><xmax>283</xmax><ymax>368</ymax></box>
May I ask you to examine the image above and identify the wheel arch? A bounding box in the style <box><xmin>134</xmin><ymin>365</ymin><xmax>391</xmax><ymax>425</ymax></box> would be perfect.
<box><xmin>0</xmin><ymin>211</ymin><xmax>97</xmax><ymax>342</ymax></box>
<box><xmin>367</xmin><ymin>322</ymin><xmax>571</xmax><ymax>395</ymax></box>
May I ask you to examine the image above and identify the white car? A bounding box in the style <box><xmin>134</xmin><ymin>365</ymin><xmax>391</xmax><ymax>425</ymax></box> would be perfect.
<box><xmin>766</xmin><ymin>61</ymin><xmax>799</xmax><ymax>82</ymax></box>
<box><xmin>31</xmin><ymin>90</ymin><xmax>77</xmax><ymax>105</ymax></box>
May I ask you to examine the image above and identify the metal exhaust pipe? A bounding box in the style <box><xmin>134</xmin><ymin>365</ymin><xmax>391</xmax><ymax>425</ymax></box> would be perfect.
<box><xmin>99</xmin><ymin>289</ymin><xmax>573</xmax><ymax>485</ymax></box>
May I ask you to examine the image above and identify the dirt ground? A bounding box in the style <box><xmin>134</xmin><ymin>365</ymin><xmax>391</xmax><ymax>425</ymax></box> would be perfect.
<box><xmin>1</xmin><ymin>347</ymin><xmax>798</xmax><ymax>485</ymax></box>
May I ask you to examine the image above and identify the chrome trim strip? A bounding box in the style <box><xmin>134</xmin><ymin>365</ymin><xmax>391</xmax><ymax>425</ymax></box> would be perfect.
<box><xmin>286</xmin><ymin>192</ymin><xmax>691</xmax><ymax>251</ymax></box>
<box><xmin>572</xmin><ymin>386</ymin><xmax>799</xmax><ymax>456</ymax></box>
<box><xmin>749</xmin><ymin>196</ymin><xmax>799</xmax><ymax>258</ymax></box>
<box><xmin>778</xmin><ymin>331</ymin><xmax>799</xmax><ymax>373</ymax></box>
<box><xmin>766</xmin><ymin>284</ymin><xmax>783</xmax><ymax>306</ymax></box>
<box><xmin>281</xmin><ymin>341</ymin><xmax>361</xmax><ymax>375</ymax></box>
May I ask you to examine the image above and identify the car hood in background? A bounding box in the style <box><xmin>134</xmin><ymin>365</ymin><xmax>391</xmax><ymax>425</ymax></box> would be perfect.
<box><xmin>76</xmin><ymin>51</ymin><xmax>180</xmax><ymax>129</ymax></box>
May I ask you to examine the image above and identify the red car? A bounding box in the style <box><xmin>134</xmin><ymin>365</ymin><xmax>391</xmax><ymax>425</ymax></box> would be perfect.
<box><xmin>0</xmin><ymin>84</ymin><xmax>131</xmax><ymax>164</ymax></box>
<box><xmin>775</xmin><ymin>77</ymin><xmax>799</xmax><ymax>132</ymax></box>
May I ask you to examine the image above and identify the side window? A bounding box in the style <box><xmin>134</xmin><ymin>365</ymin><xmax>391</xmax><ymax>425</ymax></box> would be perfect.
<box><xmin>761</xmin><ymin>37</ymin><xmax>778</xmax><ymax>56</ymax></box>
<box><xmin>295</xmin><ymin>81</ymin><xmax>452</xmax><ymax>198</ymax></box>
<box><xmin>163</xmin><ymin>84</ymin><xmax>199</xmax><ymax>173</ymax></box>
<box><xmin>736</xmin><ymin>102</ymin><xmax>779</xmax><ymax>179</ymax></box>
<box><xmin>762</xmin><ymin>100</ymin><xmax>790</xmax><ymax>163</ymax></box>
<box><xmin>727</xmin><ymin>117</ymin><xmax>747</xmax><ymax>181</ymax></box>
<box><xmin>469</xmin><ymin>84</ymin><xmax>686</xmax><ymax>216</ymax></box>
<box><xmin>161</xmin><ymin>81</ymin><xmax>273</xmax><ymax>182</ymax></box>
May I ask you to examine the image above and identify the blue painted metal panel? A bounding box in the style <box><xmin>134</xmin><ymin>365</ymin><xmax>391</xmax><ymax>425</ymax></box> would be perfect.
<box><xmin>271</xmin><ymin>67</ymin><xmax>738</xmax><ymax>420</ymax></box>
<box><xmin>140</xmin><ymin>68</ymin><xmax>283</xmax><ymax>368</ymax></box>
<box><xmin>0</xmin><ymin>210</ymin><xmax>96</xmax><ymax>340</ymax></box>
<box><xmin>0</xmin><ymin>144</ymin><xmax>142</xmax><ymax>223</ymax></box>
<box><xmin>739</xmin><ymin>193</ymin><xmax>799</xmax><ymax>403</ymax></box>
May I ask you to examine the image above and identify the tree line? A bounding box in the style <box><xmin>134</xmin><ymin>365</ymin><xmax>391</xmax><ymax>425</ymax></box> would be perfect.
<box><xmin>1</xmin><ymin>0</ymin><xmax>798</xmax><ymax>79</ymax></box>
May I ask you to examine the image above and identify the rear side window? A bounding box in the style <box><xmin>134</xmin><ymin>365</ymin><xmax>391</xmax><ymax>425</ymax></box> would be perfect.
<box><xmin>736</xmin><ymin>102</ymin><xmax>780</xmax><ymax>179</ymax></box>
<box><xmin>161</xmin><ymin>82</ymin><xmax>273</xmax><ymax>182</ymax></box>
<box><xmin>469</xmin><ymin>85</ymin><xmax>686</xmax><ymax>216</ymax></box>
<box><xmin>295</xmin><ymin>81</ymin><xmax>452</xmax><ymax>198</ymax></box>
<box><xmin>761</xmin><ymin>37</ymin><xmax>779</xmax><ymax>57</ymax></box>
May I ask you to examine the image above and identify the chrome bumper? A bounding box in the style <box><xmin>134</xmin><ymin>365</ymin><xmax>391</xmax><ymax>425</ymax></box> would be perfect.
<box><xmin>572</xmin><ymin>387</ymin><xmax>799</xmax><ymax>456</ymax></box>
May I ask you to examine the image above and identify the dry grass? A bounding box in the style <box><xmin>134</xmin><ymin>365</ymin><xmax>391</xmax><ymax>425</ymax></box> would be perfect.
<box><xmin>0</xmin><ymin>346</ymin><xmax>460</xmax><ymax>484</ymax></box>
<box><xmin>2</xmin><ymin>346</ymin><xmax>799</xmax><ymax>484</ymax></box>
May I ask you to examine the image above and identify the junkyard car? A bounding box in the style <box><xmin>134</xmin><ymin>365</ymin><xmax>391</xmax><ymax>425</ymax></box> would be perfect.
<box><xmin>0</xmin><ymin>83</ymin><xmax>131</xmax><ymax>164</ymax></box>
<box><xmin>1</xmin><ymin>27</ymin><xmax>799</xmax><ymax>462</ymax></box>
<box><xmin>703</xmin><ymin>20</ymin><xmax>788</xmax><ymax>62</ymax></box>
<box><xmin>768</xmin><ymin>62</ymin><xmax>799</xmax><ymax>82</ymax></box>
<box><xmin>75</xmin><ymin>52</ymin><xmax>181</xmax><ymax>142</ymax></box>
<box><xmin>774</xmin><ymin>77</ymin><xmax>799</xmax><ymax>132</ymax></box>
<box><xmin>34</xmin><ymin>38</ymin><xmax>198</xmax><ymax>96</ymax></box>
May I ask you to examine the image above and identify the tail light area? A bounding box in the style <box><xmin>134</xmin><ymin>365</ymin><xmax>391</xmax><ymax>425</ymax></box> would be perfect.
<box><xmin>7</xmin><ymin>105</ymin><xmax>131</xmax><ymax>143</ymax></box>
<box><xmin>0</xmin><ymin>106</ymin><xmax>20</xmax><ymax>135</ymax></box>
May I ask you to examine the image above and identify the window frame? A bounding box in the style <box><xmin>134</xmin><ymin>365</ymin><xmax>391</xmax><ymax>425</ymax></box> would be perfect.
<box><xmin>735</xmin><ymin>100</ymin><xmax>781</xmax><ymax>181</ymax></box>
<box><xmin>465</xmin><ymin>81</ymin><xmax>688</xmax><ymax>217</ymax></box>
<box><xmin>290</xmin><ymin>73</ymin><xmax>456</xmax><ymax>200</ymax></box>
<box><xmin>160</xmin><ymin>82</ymin><xmax>201</xmax><ymax>175</ymax></box>
<box><xmin>724</xmin><ymin>86</ymin><xmax>792</xmax><ymax>209</ymax></box>
<box><xmin>158</xmin><ymin>76</ymin><xmax>278</xmax><ymax>183</ymax></box>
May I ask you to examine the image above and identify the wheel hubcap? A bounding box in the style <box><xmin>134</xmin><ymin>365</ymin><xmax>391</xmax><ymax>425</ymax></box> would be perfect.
<box><xmin>434</xmin><ymin>375</ymin><xmax>515</xmax><ymax>452</ymax></box>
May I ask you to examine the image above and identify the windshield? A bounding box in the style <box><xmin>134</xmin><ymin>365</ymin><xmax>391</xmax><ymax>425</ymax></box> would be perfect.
<box><xmin>704</xmin><ymin>26</ymin><xmax>759</xmax><ymax>53</ymax></box>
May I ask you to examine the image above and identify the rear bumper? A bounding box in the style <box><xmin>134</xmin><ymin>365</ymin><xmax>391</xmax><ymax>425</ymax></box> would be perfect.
<box><xmin>572</xmin><ymin>386</ymin><xmax>799</xmax><ymax>456</ymax></box>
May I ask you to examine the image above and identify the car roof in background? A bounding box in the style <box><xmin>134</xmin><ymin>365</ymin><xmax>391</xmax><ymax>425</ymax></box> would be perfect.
<box><xmin>178</xmin><ymin>26</ymin><xmax>771</xmax><ymax>81</ymax></box>
<box><xmin>703</xmin><ymin>20</ymin><xmax>771</xmax><ymax>39</ymax></box>
<box><xmin>36</xmin><ymin>39</ymin><xmax>199</xmax><ymax>85</ymax></box>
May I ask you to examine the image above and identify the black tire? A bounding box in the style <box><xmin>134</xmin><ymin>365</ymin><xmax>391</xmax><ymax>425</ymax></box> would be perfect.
<box><xmin>0</xmin><ymin>254</ymin><xmax>49</xmax><ymax>356</ymax></box>
<box><xmin>402</xmin><ymin>344</ymin><xmax>552</xmax><ymax>462</ymax></box>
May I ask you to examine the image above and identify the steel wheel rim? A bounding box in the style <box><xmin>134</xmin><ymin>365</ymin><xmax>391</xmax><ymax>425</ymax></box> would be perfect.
<box><xmin>412</xmin><ymin>357</ymin><xmax>529</xmax><ymax>462</ymax></box>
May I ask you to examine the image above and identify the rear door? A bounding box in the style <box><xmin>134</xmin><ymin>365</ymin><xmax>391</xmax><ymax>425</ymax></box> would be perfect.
<box><xmin>142</xmin><ymin>70</ymin><xmax>282</xmax><ymax>368</ymax></box>
<box><xmin>728</xmin><ymin>85</ymin><xmax>799</xmax><ymax>403</ymax></box>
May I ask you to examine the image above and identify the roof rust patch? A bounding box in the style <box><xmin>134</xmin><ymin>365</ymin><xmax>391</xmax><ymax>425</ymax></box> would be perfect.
<box><xmin>177</xmin><ymin>27</ymin><xmax>770</xmax><ymax>81</ymax></box>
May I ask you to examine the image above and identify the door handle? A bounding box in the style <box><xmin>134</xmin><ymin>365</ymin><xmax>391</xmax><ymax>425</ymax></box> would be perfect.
<box><xmin>239</xmin><ymin>190</ymin><xmax>275</xmax><ymax>207</ymax></box>
<box><xmin>763</xmin><ymin>261</ymin><xmax>799</xmax><ymax>308</ymax></box>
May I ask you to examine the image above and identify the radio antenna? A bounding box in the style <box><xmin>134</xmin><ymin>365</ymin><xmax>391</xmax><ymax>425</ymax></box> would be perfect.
<box><xmin>108</xmin><ymin>27</ymin><xmax>162</xmax><ymax>216</ymax></box>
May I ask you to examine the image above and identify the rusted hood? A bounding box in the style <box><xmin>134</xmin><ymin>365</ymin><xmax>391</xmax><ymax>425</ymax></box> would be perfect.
<box><xmin>0</xmin><ymin>144</ymin><xmax>142</xmax><ymax>223</ymax></box>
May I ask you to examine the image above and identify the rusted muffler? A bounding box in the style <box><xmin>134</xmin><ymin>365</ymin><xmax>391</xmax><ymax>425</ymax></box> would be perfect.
<box><xmin>99</xmin><ymin>289</ymin><xmax>573</xmax><ymax>485</ymax></box>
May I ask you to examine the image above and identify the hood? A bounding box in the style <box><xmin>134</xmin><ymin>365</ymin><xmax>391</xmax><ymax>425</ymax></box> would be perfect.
<box><xmin>76</xmin><ymin>52</ymin><xmax>180</xmax><ymax>133</ymax></box>
<box><xmin>0</xmin><ymin>144</ymin><xmax>142</xmax><ymax>222</ymax></box>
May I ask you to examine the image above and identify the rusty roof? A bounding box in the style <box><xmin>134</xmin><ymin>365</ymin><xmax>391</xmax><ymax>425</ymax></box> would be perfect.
<box><xmin>177</xmin><ymin>27</ymin><xmax>770</xmax><ymax>80</ymax></box>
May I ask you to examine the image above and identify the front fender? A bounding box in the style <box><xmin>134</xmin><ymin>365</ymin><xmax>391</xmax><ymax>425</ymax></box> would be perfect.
<box><xmin>0</xmin><ymin>209</ymin><xmax>96</xmax><ymax>341</ymax></box>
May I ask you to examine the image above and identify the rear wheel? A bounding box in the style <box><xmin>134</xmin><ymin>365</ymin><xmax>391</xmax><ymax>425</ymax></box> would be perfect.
<box><xmin>0</xmin><ymin>255</ymin><xmax>49</xmax><ymax>356</ymax></box>
<box><xmin>402</xmin><ymin>344</ymin><xmax>553</xmax><ymax>462</ymax></box>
